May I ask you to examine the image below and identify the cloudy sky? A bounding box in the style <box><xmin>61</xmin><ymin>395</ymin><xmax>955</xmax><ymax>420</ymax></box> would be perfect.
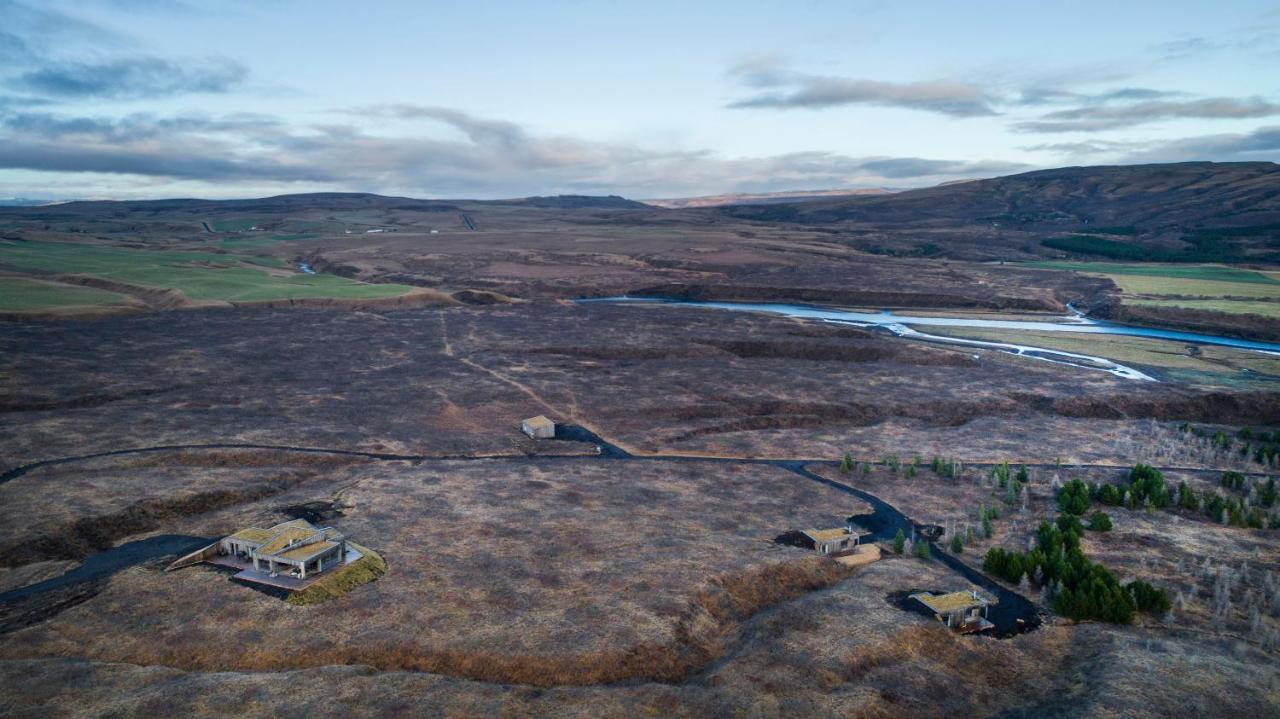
<box><xmin>2</xmin><ymin>0</ymin><xmax>1279</xmax><ymax>200</ymax></box>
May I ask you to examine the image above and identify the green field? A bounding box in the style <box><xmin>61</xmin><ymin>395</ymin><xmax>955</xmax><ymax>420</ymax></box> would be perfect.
<box><xmin>0</xmin><ymin>277</ymin><xmax>135</xmax><ymax>312</ymax></box>
<box><xmin>1024</xmin><ymin>261</ymin><xmax>1280</xmax><ymax>285</ymax></box>
<box><xmin>1104</xmin><ymin>275</ymin><xmax>1280</xmax><ymax>300</ymax></box>
<box><xmin>1127</xmin><ymin>298</ymin><xmax>1280</xmax><ymax>317</ymax></box>
<box><xmin>210</xmin><ymin>218</ymin><xmax>265</xmax><ymax>232</ymax></box>
<box><xmin>0</xmin><ymin>241</ymin><xmax>416</xmax><ymax>304</ymax></box>
<box><xmin>1023</xmin><ymin>260</ymin><xmax>1280</xmax><ymax>320</ymax></box>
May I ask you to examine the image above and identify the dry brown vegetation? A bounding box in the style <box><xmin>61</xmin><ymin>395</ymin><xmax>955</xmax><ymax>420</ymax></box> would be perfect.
<box><xmin>1</xmin><ymin>186</ymin><xmax>1278</xmax><ymax>715</ymax></box>
<box><xmin>0</xmin><ymin>460</ymin><xmax>873</xmax><ymax>686</ymax></box>
<box><xmin>808</xmin><ymin>460</ymin><xmax>1280</xmax><ymax>651</ymax></box>
<box><xmin>3</xmin><ymin>303</ymin><xmax>1275</xmax><ymax>478</ymax></box>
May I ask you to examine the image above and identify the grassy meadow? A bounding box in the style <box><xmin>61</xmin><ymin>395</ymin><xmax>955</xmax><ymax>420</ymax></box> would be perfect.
<box><xmin>1025</xmin><ymin>261</ymin><xmax>1280</xmax><ymax>318</ymax></box>
<box><xmin>0</xmin><ymin>240</ymin><xmax>417</xmax><ymax>308</ymax></box>
<box><xmin>0</xmin><ymin>276</ymin><xmax>136</xmax><ymax>312</ymax></box>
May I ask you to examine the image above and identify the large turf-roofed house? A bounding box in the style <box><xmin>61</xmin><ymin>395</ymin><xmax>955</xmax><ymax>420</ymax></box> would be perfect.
<box><xmin>222</xmin><ymin>519</ymin><xmax>348</xmax><ymax>578</ymax></box>
<box><xmin>168</xmin><ymin>519</ymin><xmax>361</xmax><ymax>590</ymax></box>
<box><xmin>911</xmin><ymin>590</ymin><xmax>994</xmax><ymax>634</ymax></box>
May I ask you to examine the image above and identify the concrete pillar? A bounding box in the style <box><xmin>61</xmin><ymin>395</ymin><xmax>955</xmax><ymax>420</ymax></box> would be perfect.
<box><xmin>253</xmin><ymin>557</ymin><xmax>260</xmax><ymax>572</ymax></box>
<box><xmin>300</xmin><ymin>562</ymin><xmax>306</xmax><ymax>580</ymax></box>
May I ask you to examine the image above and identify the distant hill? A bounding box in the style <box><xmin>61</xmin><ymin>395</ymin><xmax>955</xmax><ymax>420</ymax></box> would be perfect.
<box><xmin>715</xmin><ymin>162</ymin><xmax>1280</xmax><ymax>262</ymax></box>
<box><xmin>1</xmin><ymin>192</ymin><xmax>652</xmax><ymax>217</ymax></box>
<box><xmin>646</xmin><ymin>188</ymin><xmax>894</xmax><ymax>209</ymax></box>
<box><xmin>0</xmin><ymin>198</ymin><xmax>56</xmax><ymax>207</ymax></box>
<box><xmin>508</xmin><ymin>195</ymin><xmax>651</xmax><ymax>210</ymax></box>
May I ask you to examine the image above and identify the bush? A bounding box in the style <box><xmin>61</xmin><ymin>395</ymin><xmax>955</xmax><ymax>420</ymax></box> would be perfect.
<box><xmin>1128</xmin><ymin>464</ymin><xmax>1170</xmax><ymax>507</ymax></box>
<box><xmin>1058</xmin><ymin>479</ymin><xmax>1091</xmax><ymax>515</ymax></box>
<box><xmin>1087</xmin><ymin>511</ymin><xmax>1112</xmax><ymax>532</ymax></box>
<box><xmin>983</xmin><ymin>547</ymin><xmax>1024</xmax><ymax>584</ymax></box>
<box><xmin>1177</xmin><ymin>481</ymin><xmax>1199</xmax><ymax>510</ymax></box>
<box><xmin>1127</xmin><ymin>580</ymin><xmax>1171</xmax><ymax>614</ymax></box>
<box><xmin>1057</xmin><ymin>514</ymin><xmax>1084</xmax><ymax>538</ymax></box>
<box><xmin>1094</xmin><ymin>483</ymin><xmax>1123</xmax><ymax>506</ymax></box>
<box><xmin>913</xmin><ymin>540</ymin><xmax>931</xmax><ymax>560</ymax></box>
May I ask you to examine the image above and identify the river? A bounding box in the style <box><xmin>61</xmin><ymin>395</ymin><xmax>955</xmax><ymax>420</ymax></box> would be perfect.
<box><xmin>580</xmin><ymin>297</ymin><xmax>1280</xmax><ymax>381</ymax></box>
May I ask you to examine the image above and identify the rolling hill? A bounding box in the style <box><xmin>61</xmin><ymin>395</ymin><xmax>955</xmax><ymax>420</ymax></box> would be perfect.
<box><xmin>714</xmin><ymin>162</ymin><xmax>1280</xmax><ymax>262</ymax></box>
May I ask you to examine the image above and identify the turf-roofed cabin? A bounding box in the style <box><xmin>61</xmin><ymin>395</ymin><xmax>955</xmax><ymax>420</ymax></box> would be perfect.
<box><xmin>801</xmin><ymin>527</ymin><xmax>865</xmax><ymax>556</ymax></box>
<box><xmin>169</xmin><ymin>518</ymin><xmax>361</xmax><ymax>591</ymax></box>
<box><xmin>221</xmin><ymin>519</ymin><xmax>348</xmax><ymax>579</ymax></box>
<box><xmin>911</xmin><ymin>590</ymin><xmax>994</xmax><ymax>634</ymax></box>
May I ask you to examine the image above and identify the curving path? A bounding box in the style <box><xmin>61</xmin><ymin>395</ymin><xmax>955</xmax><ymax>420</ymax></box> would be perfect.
<box><xmin>3</xmin><ymin>430</ymin><xmax>1260</xmax><ymax>634</ymax></box>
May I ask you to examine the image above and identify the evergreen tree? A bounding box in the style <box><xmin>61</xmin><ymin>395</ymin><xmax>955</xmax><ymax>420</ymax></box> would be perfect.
<box><xmin>892</xmin><ymin>528</ymin><xmax>905</xmax><ymax>554</ymax></box>
<box><xmin>1087</xmin><ymin>511</ymin><xmax>1112</xmax><ymax>532</ymax></box>
<box><xmin>1058</xmin><ymin>479</ymin><xmax>1091</xmax><ymax>515</ymax></box>
<box><xmin>949</xmin><ymin>534</ymin><xmax>963</xmax><ymax>554</ymax></box>
<box><xmin>1177</xmin><ymin>481</ymin><xmax>1198</xmax><ymax>510</ymax></box>
<box><xmin>914</xmin><ymin>540</ymin><xmax>931</xmax><ymax>560</ymax></box>
<box><xmin>1095</xmin><ymin>483</ymin><xmax>1122</xmax><ymax>506</ymax></box>
<box><xmin>839</xmin><ymin>453</ymin><xmax>853</xmax><ymax>474</ymax></box>
<box><xmin>1127</xmin><ymin>580</ymin><xmax>1172</xmax><ymax>614</ymax></box>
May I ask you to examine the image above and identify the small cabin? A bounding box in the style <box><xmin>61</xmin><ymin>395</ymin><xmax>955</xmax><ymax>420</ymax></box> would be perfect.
<box><xmin>800</xmin><ymin>527</ymin><xmax>864</xmax><ymax>556</ymax></box>
<box><xmin>910</xmin><ymin>590</ymin><xmax>993</xmax><ymax>633</ymax></box>
<box><xmin>522</xmin><ymin>415</ymin><xmax>556</xmax><ymax>439</ymax></box>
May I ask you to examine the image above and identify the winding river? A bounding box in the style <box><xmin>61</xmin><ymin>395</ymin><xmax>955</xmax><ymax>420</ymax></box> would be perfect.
<box><xmin>581</xmin><ymin>297</ymin><xmax>1280</xmax><ymax>381</ymax></box>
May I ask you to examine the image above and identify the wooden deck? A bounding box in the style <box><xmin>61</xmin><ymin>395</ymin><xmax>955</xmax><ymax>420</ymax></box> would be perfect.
<box><xmin>957</xmin><ymin>617</ymin><xmax>995</xmax><ymax>634</ymax></box>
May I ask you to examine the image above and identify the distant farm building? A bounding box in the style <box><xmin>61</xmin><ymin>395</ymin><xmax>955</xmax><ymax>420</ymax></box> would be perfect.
<box><xmin>911</xmin><ymin>590</ymin><xmax>993</xmax><ymax>634</ymax></box>
<box><xmin>167</xmin><ymin>519</ymin><xmax>361</xmax><ymax>591</ymax></box>
<box><xmin>522</xmin><ymin>415</ymin><xmax>556</xmax><ymax>439</ymax></box>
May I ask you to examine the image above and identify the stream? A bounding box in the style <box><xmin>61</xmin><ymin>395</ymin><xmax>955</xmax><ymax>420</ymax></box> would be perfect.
<box><xmin>580</xmin><ymin>297</ymin><xmax>1280</xmax><ymax>381</ymax></box>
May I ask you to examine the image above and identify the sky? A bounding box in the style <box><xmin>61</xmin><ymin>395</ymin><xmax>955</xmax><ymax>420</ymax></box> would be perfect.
<box><xmin>1</xmin><ymin>0</ymin><xmax>1279</xmax><ymax>200</ymax></box>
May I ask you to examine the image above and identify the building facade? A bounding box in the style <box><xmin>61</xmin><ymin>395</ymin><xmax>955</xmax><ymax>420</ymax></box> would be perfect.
<box><xmin>219</xmin><ymin>519</ymin><xmax>347</xmax><ymax>580</ymax></box>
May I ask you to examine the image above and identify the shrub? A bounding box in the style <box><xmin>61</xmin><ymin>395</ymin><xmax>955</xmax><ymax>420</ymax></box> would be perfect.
<box><xmin>1057</xmin><ymin>514</ymin><xmax>1084</xmax><ymax>538</ymax></box>
<box><xmin>914</xmin><ymin>541</ymin><xmax>931</xmax><ymax>560</ymax></box>
<box><xmin>1094</xmin><ymin>483</ymin><xmax>1123</xmax><ymax>506</ymax></box>
<box><xmin>1129</xmin><ymin>464</ymin><xmax>1170</xmax><ymax>507</ymax></box>
<box><xmin>1087</xmin><ymin>511</ymin><xmax>1113</xmax><ymax>532</ymax></box>
<box><xmin>1177</xmin><ymin>481</ymin><xmax>1199</xmax><ymax>510</ymax></box>
<box><xmin>1127</xmin><ymin>580</ymin><xmax>1172</xmax><ymax>614</ymax></box>
<box><xmin>1058</xmin><ymin>479</ymin><xmax>1091</xmax><ymax>515</ymax></box>
<box><xmin>991</xmin><ymin>461</ymin><xmax>1011</xmax><ymax>487</ymax></box>
<box><xmin>983</xmin><ymin>547</ymin><xmax>1024</xmax><ymax>584</ymax></box>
